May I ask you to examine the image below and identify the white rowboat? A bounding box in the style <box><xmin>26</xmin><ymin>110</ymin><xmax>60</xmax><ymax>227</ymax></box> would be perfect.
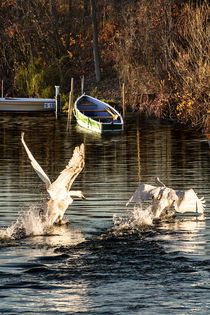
<box><xmin>0</xmin><ymin>97</ymin><xmax>56</xmax><ymax>112</ymax></box>
<box><xmin>74</xmin><ymin>95</ymin><xmax>123</xmax><ymax>133</ymax></box>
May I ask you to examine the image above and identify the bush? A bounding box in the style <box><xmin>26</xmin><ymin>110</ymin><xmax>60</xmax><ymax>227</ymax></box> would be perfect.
<box><xmin>14</xmin><ymin>57</ymin><xmax>61</xmax><ymax>98</ymax></box>
<box><xmin>166</xmin><ymin>0</ymin><xmax>209</xmax><ymax>130</ymax></box>
<box><xmin>113</xmin><ymin>0</ymin><xmax>209</xmax><ymax>132</ymax></box>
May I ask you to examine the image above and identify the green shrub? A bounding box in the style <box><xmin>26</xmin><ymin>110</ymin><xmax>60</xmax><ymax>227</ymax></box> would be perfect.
<box><xmin>14</xmin><ymin>57</ymin><xmax>60</xmax><ymax>98</ymax></box>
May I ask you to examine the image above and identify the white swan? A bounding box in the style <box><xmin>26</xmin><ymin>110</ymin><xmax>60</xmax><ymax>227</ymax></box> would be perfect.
<box><xmin>21</xmin><ymin>133</ymin><xmax>85</xmax><ymax>225</ymax></box>
<box><xmin>126</xmin><ymin>178</ymin><xmax>205</xmax><ymax>218</ymax></box>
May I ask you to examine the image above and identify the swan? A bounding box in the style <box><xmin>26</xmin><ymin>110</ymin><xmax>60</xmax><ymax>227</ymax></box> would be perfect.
<box><xmin>21</xmin><ymin>132</ymin><xmax>85</xmax><ymax>225</ymax></box>
<box><xmin>126</xmin><ymin>177</ymin><xmax>205</xmax><ymax>218</ymax></box>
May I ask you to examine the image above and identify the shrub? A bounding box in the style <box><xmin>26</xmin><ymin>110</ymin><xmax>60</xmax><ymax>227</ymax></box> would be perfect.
<box><xmin>14</xmin><ymin>57</ymin><xmax>61</xmax><ymax>98</ymax></box>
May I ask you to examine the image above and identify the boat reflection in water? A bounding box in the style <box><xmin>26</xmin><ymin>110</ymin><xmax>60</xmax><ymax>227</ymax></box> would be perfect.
<box><xmin>0</xmin><ymin>113</ymin><xmax>209</xmax><ymax>314</ymax></box>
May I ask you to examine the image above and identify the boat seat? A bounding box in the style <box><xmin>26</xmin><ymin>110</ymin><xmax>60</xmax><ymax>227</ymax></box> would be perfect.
<box><xmin>89</xmin><ymin>116</ymin><xmax>113</xmax><ymax>120</ymax></box>
<box><xmin>79</xmin><ymin>103</ymin><xmax>96</xmax><ymax>106</ymax></box>
<box><xmin>81</xmin><ymin>109</ymin><xmax>107</xmax><ymax>112</ymax></box>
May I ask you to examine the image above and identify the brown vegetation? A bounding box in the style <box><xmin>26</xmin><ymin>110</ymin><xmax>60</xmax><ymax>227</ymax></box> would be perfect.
<box><xmin>113</xmin><ymin>0</ymin><xmax>209</xmax><ymax>132</ymax></box>
<box><xmin>0</xmin><ymin>0</ymin><xmax>209</xmax><ymax>132</ymax></box>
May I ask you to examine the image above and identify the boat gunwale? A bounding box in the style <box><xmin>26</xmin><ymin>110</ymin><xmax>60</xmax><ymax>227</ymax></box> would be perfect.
<box><xmin>74</xmin><ymin>95</ymin><xmax>123</xmax><ymax>127</ymax></box>
<box><xmin>0</xmin><ymin>97</ymin><xmax>56</xmax><ymax>112</ymax></box>
<box><xmin>0</xmin><ymin>97</ymin><xmax>56</xmax><ymax>103</ymax></box>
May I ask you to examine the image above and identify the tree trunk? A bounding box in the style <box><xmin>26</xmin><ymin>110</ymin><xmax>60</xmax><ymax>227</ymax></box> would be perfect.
<box><xmin>90</xmin><ymin>0</ymin><xmax>101</xmax><ymax>83</ymax></box>
<box><xmin>50</xmin><ymin>0</ymin><xmax>60</xmax><ymax>58</ymax></box>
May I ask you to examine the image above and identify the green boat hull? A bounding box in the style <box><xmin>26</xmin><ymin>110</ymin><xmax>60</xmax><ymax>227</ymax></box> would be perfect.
<box><xmin>74</xmin><ymin>95</ymin><xmax>123</xmax><ymax>133</ymax></box>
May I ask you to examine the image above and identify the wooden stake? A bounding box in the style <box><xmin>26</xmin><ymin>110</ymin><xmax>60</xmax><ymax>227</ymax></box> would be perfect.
<box><xmin>71</xmin><ymin>77</ymin><xmax>74</xmax><ymax>97</ymax></box>
<box><xmin>1</xmin><ymin>80</ymin><xmax>3</xmax><ymax>98</ymax></box>
<box><xmin>67</xmin><ymin>91</ymin><xmax>72</xmax><ymax>122</ymax></box>
<box><xmin>55</xmin><ymin>85</ymin><xmax>61</xmax><ymax>119</ymax></box>
<box><xmin>136</xmin><ymin>128</ymin><xmax>141</xmax><ymax>183</ymax></box>
<box><xmin>81</xmin><ymin>75</ymin><xmax>84</xmax><ymax>94</ymax></box>
<box><xmin>70</xmin><ymin>77</ymin><xmax>74</xmax><ymax>119</ymax></box>
<box><xmin>67</xmin><ymin>78</ymin><xmax>74</xmax><ymax>129</ymax></box>
<box><xmin>122</xmin><ymin>82</ymin><xmax>125</xmax><ymax>120</ymax></box>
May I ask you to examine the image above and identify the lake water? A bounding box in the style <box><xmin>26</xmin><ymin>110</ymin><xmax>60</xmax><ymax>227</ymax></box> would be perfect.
<box><xmin>0</xmin><ymin>112</ymin><xmax>209</xmax><ymax>314</ymax></box>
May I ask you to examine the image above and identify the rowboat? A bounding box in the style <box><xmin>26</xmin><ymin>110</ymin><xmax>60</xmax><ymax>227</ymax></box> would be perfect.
<box><xmin>0</xmin><ymin>97</ymin><xmax>56</xmax><ymax>112</ymax></box>
<box><xmin>74</xmin><ymin>95</ymin><xmax>123</xmax><ymax>133</ymax></box>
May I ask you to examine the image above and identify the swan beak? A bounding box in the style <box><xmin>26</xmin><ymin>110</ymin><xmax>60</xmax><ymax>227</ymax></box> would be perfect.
<box><xmin>82</xmin><ymin>193</ymin><xmax>86</xmax><ymax>200</ymax></box>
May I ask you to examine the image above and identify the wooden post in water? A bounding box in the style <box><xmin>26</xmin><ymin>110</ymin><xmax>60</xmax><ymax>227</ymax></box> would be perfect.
<box><xmin>1</xmin><ymin>80</ymin><xmax>3</xmax><ymax>98</ymax></box>
<box><xmin>55</xmin><ymin>85</ymin><xmax>61</xmax><ymax>119</ymax></box>
<box><xmin>81</xmin><ymin>75</ymin><xmax>85</xmax><ymax>94</ymax></box>
<box><xmin>67</xmin><ymin>91</ymin><xmax>72</xmax><ymax>123</ymax></box>
<box><xmin>122</xmin><ymin>82</ymin><xmax>126</xmax><ymax>120</ymax></box>
<box><xmin>70</xmin><ymin>77</ymin><xmax>74</xmax><ymax>120</ymax></box>
<box><xmin>67</xmin><ymin>78</ymin><xmax>74</xmax><ymax>128</ymax></box>
<box><xmin>136</xmin><ymin>128</ymin><xmax>141</xmax><ymax>183</ymax></box>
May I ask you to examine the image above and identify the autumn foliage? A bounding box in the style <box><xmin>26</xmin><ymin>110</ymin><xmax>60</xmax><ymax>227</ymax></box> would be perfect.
<box><xmin>0</xmin><ymin>0</ymin><xmax>209</xmax><ymax>132</ymax></box>
<box><xmin>113</xmin><ymin>0</ymin><xmax>209</xmax><ymax>132</ymax></box>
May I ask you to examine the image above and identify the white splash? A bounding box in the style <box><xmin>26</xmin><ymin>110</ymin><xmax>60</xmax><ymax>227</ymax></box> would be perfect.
<box><xmin>0</xmin><ymin>204</ymin><xmax>86</xmax><ymax>248</ymax></box>
<box><xmin>113</xmin><ymin>204</ymin><xmax>154</xmax><ymax>234</ymax></box>
<box><xmin>0</xmin><ymin>205</ymin><xmax>52</xmax><ymax>240</ymax></box>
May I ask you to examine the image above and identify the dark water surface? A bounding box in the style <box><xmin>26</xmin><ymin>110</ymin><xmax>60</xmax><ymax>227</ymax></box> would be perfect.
<box><xmin>0</xmin><ymin>113</ymin><xmax>209</xmax><ymax>314</ymax></box>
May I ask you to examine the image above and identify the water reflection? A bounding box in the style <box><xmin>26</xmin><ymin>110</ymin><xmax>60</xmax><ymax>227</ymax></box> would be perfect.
<box><xmin>31</xmin><ymin>226</ymin><xmax>86</xmax><ymax>248</ymax></box>
<box><xmin>155</xmin><ymin>215</ymin><xmax>209</xmax><ymax>256</ymax></box>
<box><xmin>0</xmin><ymin>112</ymin><xmax>209</xmax><ymax>314</ymax></box>
<box><xmin>0</xmin><ymin>113</ymin><xmax>209</xmax><ymax>231</ymax></box>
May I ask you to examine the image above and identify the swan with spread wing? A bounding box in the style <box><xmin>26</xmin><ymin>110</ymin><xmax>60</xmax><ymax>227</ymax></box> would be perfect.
<box><xmin>21</xmin><ymin>133</ymin><xmax>85</xmax><ymax>225</ymax></box>
<box><xmin>126</xmin><ymin>178</ymin><xmax>205</xmax><ymax>218</ymax></box>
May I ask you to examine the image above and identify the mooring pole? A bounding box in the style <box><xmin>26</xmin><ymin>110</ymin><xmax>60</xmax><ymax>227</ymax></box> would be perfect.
<box><xmin>69</xmin><ymin>77</ymin><xmax>74</xmax><ymax>121</ymax></box>
<box><xmin>67</xmin><ymin>78</ymin><xmax>74</xmax><ymax>130</ymax></box>
<box><xmin>1</xmin><ymin>80</ymin><xmax>3</xmax><ymax>98</ymax></box>
<box><xmin>67</xmin><ymin>91</ymin><xmax>72</xmax><ymax>123</ymax></box>
<box><xmin>81</xmin><ymin>75</ymin><xmax>84</xmax><ymax>94</ymax></box>
<box><xmin>122</xmin><ymin>82</ymin><xmax>126</xmax><ymax>120</ymax></box>
<box><xmin>55</xmin><ymin>85</ymin><xmax>61</xmax><ymax>119</ymax></box>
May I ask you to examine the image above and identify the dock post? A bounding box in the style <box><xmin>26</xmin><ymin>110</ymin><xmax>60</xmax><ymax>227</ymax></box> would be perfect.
<box><xmin>122</xmin><ymin>82</ymin><xmax>126</xmax><ymax>120</ymax></box>
<box><xmin>71</xmin><ymin>77</ymin><xmax>74</xmax><ymax>105</ymax></box>
<box><xmin>67</xmin><ymin>78</ymin><xmax>74</xmax><ymax>130</ymax></box>
<box><xmin>70</xmin><ymin>77</ymin><xmax>74</xmax><ymax>120</ymax></box>
<box><xmin>81</xmin><ymin>75</ymin><xmax>84</xmax><ymax>94</ymax></box>
<box><xmin>55</xmin><ymin>85</ymin><xmax>61</xmax><ymax>119</ymax></box>
<box><xmin>1</xmin><ymin>80</ymin><xmax>3</xmax><ymax>98</ymax></box>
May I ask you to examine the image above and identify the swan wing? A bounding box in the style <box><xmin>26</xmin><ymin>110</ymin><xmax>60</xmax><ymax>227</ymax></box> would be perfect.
<box><xmin>48</xmin><ymin>143</ymin><xmax>85</xmax><ymax>200</ymax></box>
<box><xmin>175</xmin><ymin>189</ymin><xmax>205</xmax><ymax>213</ymax></box>
<box><xmin>126</xmin><ymin>184</ymin><xmax>161</xmax><ymax>206</ymax></box>
<box><xmin>21</xmin><ymin>132</ymin><xmax>51</xmax><ymax>189</ymax></box>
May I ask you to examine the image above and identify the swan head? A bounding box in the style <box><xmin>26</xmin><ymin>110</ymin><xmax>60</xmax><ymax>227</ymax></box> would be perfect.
<box><xmin>70</xmin><ymin>190</ymin><xmax>86</xmax><ymax>199</ymax></box>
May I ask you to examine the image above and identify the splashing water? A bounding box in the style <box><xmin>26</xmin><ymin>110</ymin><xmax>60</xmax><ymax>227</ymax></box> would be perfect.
<box><xmin>0</xmin><ymin>204</ymin><xmax>52</xmax><ymax>240</ymax></box>
<box><xmin>112</xmin><ymin>204</ymin><xmax>154</xmax><ymax>235</ymax></box>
